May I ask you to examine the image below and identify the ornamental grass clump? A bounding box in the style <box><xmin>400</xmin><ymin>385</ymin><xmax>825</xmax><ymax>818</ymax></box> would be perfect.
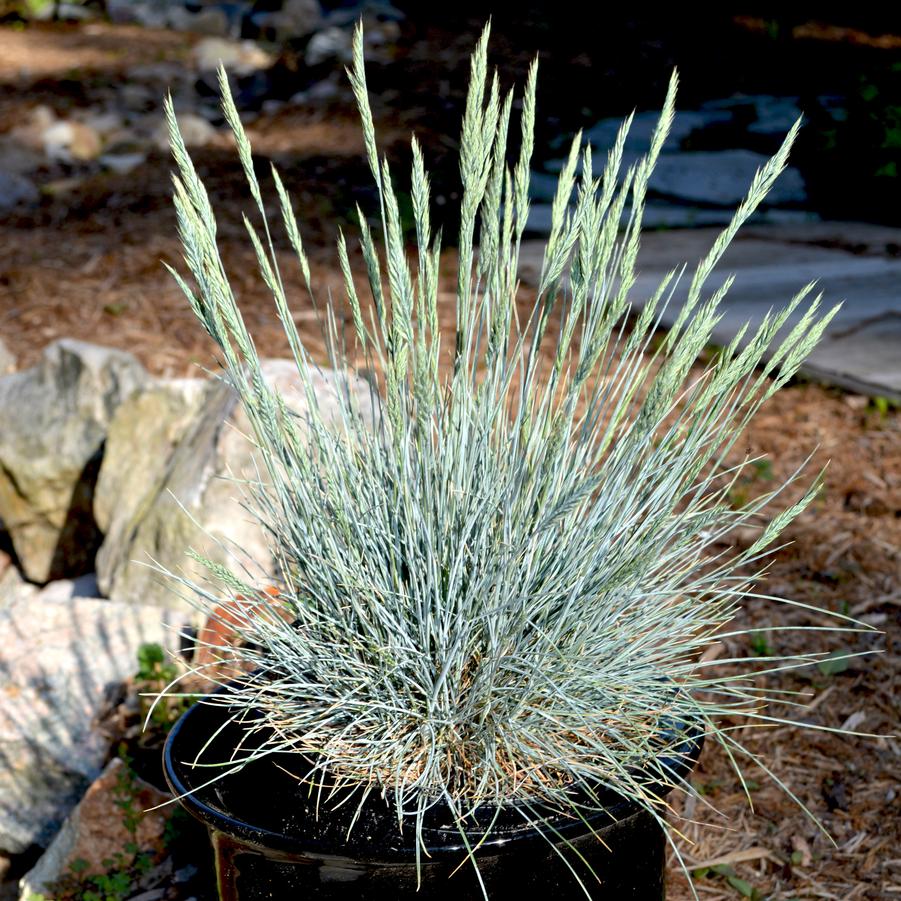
<box><xmin>159</xmin><ymin>22</ymin><xmax>867</xmax><ymax>892</ymax></box>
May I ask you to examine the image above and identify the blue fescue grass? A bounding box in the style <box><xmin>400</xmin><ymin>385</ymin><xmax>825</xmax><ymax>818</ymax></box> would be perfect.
<box><xmin>156</xmin><ymin>23</ymin><xmax>875</xmax><ymax>897</ymax></box>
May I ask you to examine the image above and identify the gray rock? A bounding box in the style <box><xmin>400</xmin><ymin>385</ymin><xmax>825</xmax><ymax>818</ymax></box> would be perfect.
<box><xmin>96</xmin><ymin>363</ymin><xmax>375</xmax><ymax>610</ymax></box>
<box><xmin>118</xmin><ymin>82</ymin><xmax>157</xmax><ymax>114</ymax></box>
<box><xmin>517</xmin><ymin>223</ymin><xmax>901</xmax><ymax>400</ymax></box>
<box><xmin>324</xmin><ymin>1</ymin><xmax>404</xmax><ymax>27</ymax></box>
<box><xmin>42</xmin><ymin>120</ymin><xmax>103</xmax><ymax>164</ymax></box>
<box><xmin>193</xmin><ymin>37</ymin><xmax>273</xmax><ymax>76</ymax></box>
<box><xmin>698</xmin><ymin>94</ymin><xmax>803</xmax><ymax>137</ymax></box>
<box><xmin>79</xmin><ymin>110</ymin><xmax>124</xmax><ymax>138</ymax></box>
<box><xmin>363</xmin><ymin>20</ymin><xmax>401</xmax><ymax>48</ymax></box>
<box><xmin>0</xmin><ymin>171</ymin><xmax>39</xmax><ymax>213</ymax></box>
<box><xmin>740</xmin><ymin>220</ymin><xmax>901</xmax><ymax>258</ymax></box>
<box><xmin>127</xmin><ymin>61</ymin><xmax>189</xmax><ymax>86</ymax></box>
<box><xmin>305</xmin><ymin>26</ymin><xmax>353</xmax><ymax>67</ymax></box>
<box><xmin>252</xmin><ymin>0</ymin><xmax>322</xmax><ymax>41</ymax></box>
<box><xmin>168</xmin><ymin>5</ymin><xmax>231</xmax><ymax>37</ymax></box>
<box><xmin>647</xmin><ymin>150</ymin><xmax>807</xmax><ymax>207</ymax></box>
<box><xmin>523</xmin><ymin>203</ymin><xmax>558</xmax><ymax>234</ymax></box>
<box><xmin>53</xmin><ymin>2</ymin><xmax>97</xmax><ymax>21</ymax></box>
<box><xmin>0</xmin><ymin>138</ymin><xmax>44</xmax><ymax>178</ymax></box>
<box><xmin>0</xmin><ymin>340</ymin><xmax>147</xmax><ymax>583</ymax></box>
<box><xmin>0</xmin><ymin>565</ymin><xmax>38</xmax><ymax>610</ymax></box>
<box><xmin>585</xmin><ymin>108</ymin><xmax>732</xmax><ymax>154</ymax></box>
<box><xmin>99</xmin><ymin>150</ymin><xmax>147</xmax><ymax>176</ymax></box>
<box><xmin>806</xmin><ymin>314</ymin><xmax>901</xmax><ymax>399</ymax></box>
<box><xmin>152</xmin><ymin>112</ymin><xmax>216</xmax><ymax>151</ymax></box>
<box><xmin>0</xmin><ymin>595</ymin><xmax>189</xmax><ymax>853</ymax></box>
<box><xmin>105</xmin><ymin>0</ymin><xmax>167</xmax><ymax>27</ymax></box>
<box><xmin>641</xmin><ymin>205</ymin><xmax>817</xmax><ymax>230</ymax></box>
<box><xmin>524</xmin><ymin>200</ymin><xmax>816</xmax><ymax>235</ymax></box>
<box><xmin>524</xmin><ymin>200</ymin><xmax>736</xmax><ymax>234</ymax></box>
<box><xmin>290</xmin><ymin>75</ymin><xmax>341</xmax><ymax>105</ymax></box>
<box><xmin>544</xmin><ymin>146</ymin><xmax>806</xmax><ymax>209</ymax></box>
<box><xmin>37</xmin><ymin>573</ymin><xmax>100</xmax><ymax>604</ymax></box>
<box><xmin>749</xmin><ymin>96</ymin><xmax>803</xmax><ymax>136</ymax></box>
<box><xmin>95</xmin><ymin>378</ymin><xmax>210</xmax><ymax>602</ymax></box>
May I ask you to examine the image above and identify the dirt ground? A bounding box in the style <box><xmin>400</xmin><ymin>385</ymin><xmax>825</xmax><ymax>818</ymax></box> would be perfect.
<box><xmin>0</xmin><ymin>16</ymin><xmax>899</xmax><ymax>901</ymax></box>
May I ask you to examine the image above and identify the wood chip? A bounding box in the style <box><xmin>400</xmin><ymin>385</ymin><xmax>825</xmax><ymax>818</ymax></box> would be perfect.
<box><xmin>851</xmin><ymin>590</ymin><xmax>901</xmax><ymax>615</ymax></box>
<box><xmin>687</xmin><ymin>846</ymin><xmax>779</xmax><ymax>870</ymax></box>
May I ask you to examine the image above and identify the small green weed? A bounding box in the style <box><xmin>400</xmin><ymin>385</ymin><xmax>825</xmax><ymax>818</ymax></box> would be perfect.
<box><xmin>135</xmin><ymin>642</ymin><xmax>189</xmax><ymax>728</ymax></box>
<box><xmin>749</xmin><ymin>631</ymin><xmax>775</xmax><ymax>657</ymax></box>
<box><xmin>816</xmin><ymin>652</ymin><xmax>851</xmax><ymax>677</ymax></box>
<box><xmin>728</xmin><ymin>456</ymin><xmax>775</xmax><ymax>509</ymax></box>
<box><xmin>692</xmin><ymin>863</ymin><xmax>765</xmax><ymax>899</ymax></box>
<box><xmin>690</xmin><ymin>778</ymin><xmax>722</xmax><ymax>797</ymax></box>
<box><xmin>866</xmin><ymin>395</ymin><xmax>901</xmax><ymax>419</ymax></box>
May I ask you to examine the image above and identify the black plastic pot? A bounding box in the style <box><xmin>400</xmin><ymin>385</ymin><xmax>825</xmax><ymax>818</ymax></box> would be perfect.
<box><xmin>164</xmin><ymin>699</ymin><xmax>703</xmax><ymax>900</ymax></box>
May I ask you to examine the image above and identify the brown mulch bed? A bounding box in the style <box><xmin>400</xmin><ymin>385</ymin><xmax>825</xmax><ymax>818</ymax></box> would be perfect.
<box><xmin>664</xmin><ymin>382</ymin><xmax>900</xmax><ymax>900</ymax></box>
<box><xmin>0</xmin><ymin>18</ymin><xmax>899</xmax><ymax>901</ymax></box>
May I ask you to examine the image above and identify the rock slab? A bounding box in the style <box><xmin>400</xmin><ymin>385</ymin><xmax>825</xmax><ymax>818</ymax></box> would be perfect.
<box><xmin>95</xmin><ymin>362</ymin><xmax>375</xmax><ymax>610</ymax></box>
<box><xmin>0</xmin><ymin>594</ymin><xmax>189</xmax><ymax>853</ymax></box>
<box><xmin>0</xmin><ymin>565</ymin><xmax>38</xmax><ymax>610</ymax></box>
<box><xmin>647</xmin><ymin>150</ymin><xmax>807</xmax><ymax>207</ymax></box>
<box><xmin>518</xmin><ymin>223</ymin><xmax>901</xmax><ymax>400</ymax></box>
<box><xmin>94</xmin><ymin>377</ymin><xmax>210</xmax><ymax>605</ymax></box>
<box><xmin>19</xmin><ymin>758</ymin><xmax>172</xmax><ymax>900</ymax></box>
<box><xmin>0</xmin><ymin>340</ymin><xmax>146</xmax><ymax>583</ymax></box>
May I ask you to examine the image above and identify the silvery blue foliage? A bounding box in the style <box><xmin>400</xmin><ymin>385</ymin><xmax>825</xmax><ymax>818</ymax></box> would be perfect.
<box><xmin>159</xmin><ymin>23</ymin><xmax>867</xmax><ymax>896</ymax></box>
